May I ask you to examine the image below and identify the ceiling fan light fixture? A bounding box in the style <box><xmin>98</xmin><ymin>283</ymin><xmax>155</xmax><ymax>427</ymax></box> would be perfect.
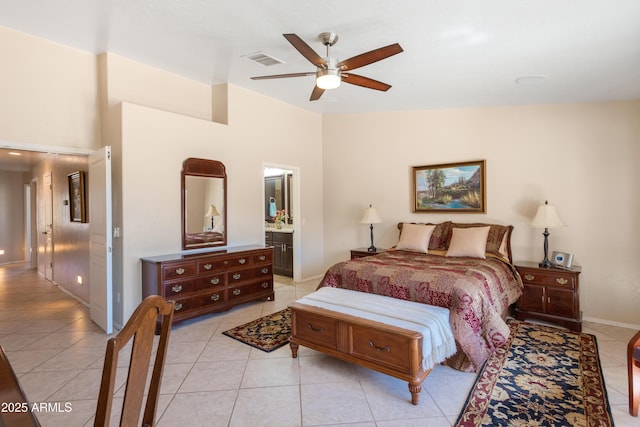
<box><xmin>316</xmin><ymin>69</ymin><xmax>341</xmax><ymax>89</ymax></box>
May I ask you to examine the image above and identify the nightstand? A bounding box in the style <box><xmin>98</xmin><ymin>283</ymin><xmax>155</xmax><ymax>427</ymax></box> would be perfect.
<box><xmin>515</xmin><ymin>262</ymin><xmax>582</xmax><ymax>332</ymax></box>
<box><xmin>350</xmin><ymin>248</ymin><xmax>386</xmax><ymax>260</ymax></box>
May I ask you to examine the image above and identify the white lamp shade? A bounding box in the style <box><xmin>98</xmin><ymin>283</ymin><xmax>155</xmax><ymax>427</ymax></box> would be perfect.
<box><xmin>360</xmin><ymin>206</ymin><xmax>382</xmax><ymax>224</ymax></box>
<box><xmin>529</xmin><ymin>202</ymin><xmax>565</xmax><ymax>228</ymax></box>
<box><xmin>205</xmin><ymin>205</ymin><xmax>220</xmax><ymax>217</ymax></box>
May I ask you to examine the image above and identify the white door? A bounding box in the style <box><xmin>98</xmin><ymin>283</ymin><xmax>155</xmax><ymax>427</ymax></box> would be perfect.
<box><xmin>89</xmin><ymin>146</ymin><xmax>113</xmax><ymax>333</ymax></box>
<box><xmin>44</xmin><ymin>172</ymin><xmax>54</xmax><ymax>281</ymax></box>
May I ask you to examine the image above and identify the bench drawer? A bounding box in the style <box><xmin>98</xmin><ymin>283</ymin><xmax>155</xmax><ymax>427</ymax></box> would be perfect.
<box><xmin>292</xmin><ymin>310</ymin><xmax>338</xmax><ymax>349</ymax></box>
<box><xmin>350</xmin><ymin>325</ymin><xmax>412</xmax><ymax>373</ymax></box>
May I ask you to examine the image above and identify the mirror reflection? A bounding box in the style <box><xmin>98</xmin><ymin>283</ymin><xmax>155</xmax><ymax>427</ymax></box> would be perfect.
<box><xmin>182</xmin><ymin>158</ymin><xmax>227</xmax><ymax>249</ymax></box>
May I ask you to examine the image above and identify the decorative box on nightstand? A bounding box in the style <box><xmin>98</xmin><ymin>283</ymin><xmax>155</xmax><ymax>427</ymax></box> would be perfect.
<box><xmin>515</xmin><ymin>262</ymin><xmax>582</xmax><ymax>332</ymax></box>
<box><xmin>350</xmin><ymin>248</ymin><xmax>387</xmax><ymax>260</ymax></box>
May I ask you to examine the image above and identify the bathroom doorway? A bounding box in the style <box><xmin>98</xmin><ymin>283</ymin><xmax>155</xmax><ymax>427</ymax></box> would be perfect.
<box><xmin>263</xmin><ymin>165</ymin><xmax>300</xmax><ymax>281</ymax></box>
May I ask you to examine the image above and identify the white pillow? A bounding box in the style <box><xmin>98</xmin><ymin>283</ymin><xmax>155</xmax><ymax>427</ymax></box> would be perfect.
<box><xmin>446</xmin><ymin>226</ymin><xmax>490</xmax><ymax>259</ymax></box>
<box><xmin>396</xmin><ymin>223</ymin><xmax>436</xmax><ymax>253</ymax></box>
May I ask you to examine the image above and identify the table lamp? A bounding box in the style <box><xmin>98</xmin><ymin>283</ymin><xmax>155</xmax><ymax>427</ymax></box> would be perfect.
<box><xmin>360</xmin><ymin>204</ymin><xmax>382</xmax><ymax>252</ymax></box>
<box><xmin>529</xmin><ymin>200</ymin><xmax>566</xmax><ymax>268</ymax></box>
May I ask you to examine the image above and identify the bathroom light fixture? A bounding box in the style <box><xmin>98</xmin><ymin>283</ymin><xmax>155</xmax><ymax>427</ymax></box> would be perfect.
<box><xmin>205</xmin><ymin>205</ymin><xmax>220</xmax><ymax>230</ymax></box>
<box><xmin>529</xmin><ymin>200</ymin><xmax>566</xmax><ymax>268</ymax></box>
<box><xmin>360</xmin><ymin>204</ymin><xmax>382</xmax><ymax>252</ymax></box>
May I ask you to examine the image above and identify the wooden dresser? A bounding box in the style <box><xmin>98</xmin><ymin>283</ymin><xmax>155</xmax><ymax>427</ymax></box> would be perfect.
<box><xmin>141</xmin><ymin>245</ymin><xmax>274</xmax><ymax>329</ymax></box>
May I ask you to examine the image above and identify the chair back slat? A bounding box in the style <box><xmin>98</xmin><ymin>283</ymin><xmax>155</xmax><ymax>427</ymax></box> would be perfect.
<box><xmin>94</xmin><ymin>295</ymin><xmax>174</xmax><ymax>427</ymax></box>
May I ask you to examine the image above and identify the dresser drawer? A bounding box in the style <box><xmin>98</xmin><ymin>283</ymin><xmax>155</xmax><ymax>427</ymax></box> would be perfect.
<box><xmin>253</xmin><ymin>251</ymin><xmax>272</xmax><ymax>264</ymax></box>
<box><xmin>292</xmin><ymin>310</ymin><xmax>338</xmax><ymax>349</ymax></box>
<box><xmin>198</xmin><ymin>273</ymin><xmax>226</xmax><ymax>288</ymax></box>
<box><xmin>350</xmin><ymin>325</ymin><xmax>413</xmax><ymax>373</ymax></box>
<box><xmin>163</xmin><ymin>262</ymin><xmax>197</xmax><ymax>280</ymax></box>
<box><xmin>519</xmin><ymin>269</ymin><xmax>576</xmax><ymax>288</ymax></box>
<box><xmin>166</xmin><ymin>295</ymin><xmax>200</xmax><ymax>313</ymax></box>
<box><xmin>222</xmin><ymin>255</ymin><xmax>252</xmax><ymax>268</ymax></box>
<box><xmin>162</xmin><ymin>279</ymin><xmax>199</xmax><ymax>297</ymax></box>
<box><xmin>200</xmin><ymin>290</ymin><xmax>225</xmax><ymax>307</ymax></box>
<box><xmin>227</xmin><ymin>279</ymin><xmax>273</xmax><ymax>302</ymax></box>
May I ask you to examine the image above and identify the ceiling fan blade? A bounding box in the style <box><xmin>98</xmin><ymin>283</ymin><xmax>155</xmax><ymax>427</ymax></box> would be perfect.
<box><xmin>251</xmin><ymin>72</ymin><xmax>315</xmax><ymax>80</ymax></box>
<box><xmin>337</xmin><ymin>43</ymin><xmax>403</xmax><ymax>71</ymax></box>
<box><xmin>310</xmin><ymin>85</ymin><xmax>325</xmax><ymax>101</ymax></box>
<box><xmin>341</xmin><ymin>73</ymin><xmax>391</xmax><ymax>91</ymax></box>
<box><xmin>283</xmin><ymin>34</ymin><xmax>326</xmax><ymax>67</ymax></box>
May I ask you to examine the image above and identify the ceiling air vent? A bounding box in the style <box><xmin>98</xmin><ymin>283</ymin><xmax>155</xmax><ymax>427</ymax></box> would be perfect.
<box><xmin>242</xmin><ymin>51</ymin><xmax>285</xmax><ymax>67</ymax></box>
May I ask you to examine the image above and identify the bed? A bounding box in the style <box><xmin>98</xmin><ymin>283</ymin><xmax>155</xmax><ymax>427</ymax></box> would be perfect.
<box><xmin>318</xmin><ymin>221</ymin><xmax>523</xmax><ymax>372</ymax></box>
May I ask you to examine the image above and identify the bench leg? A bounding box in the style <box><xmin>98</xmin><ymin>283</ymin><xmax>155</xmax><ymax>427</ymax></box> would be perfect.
<box><xmin>290</xmin><ymin>341</ymin><xmax>299</xmax><ymax>358</ymax></box>
<box><xmin>408</xmin><ymin>382</ymin><xmax>421</xmax><ymax>405</ymax></box>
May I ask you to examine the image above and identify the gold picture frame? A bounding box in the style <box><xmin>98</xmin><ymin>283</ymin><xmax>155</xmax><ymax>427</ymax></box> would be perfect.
<box><xmin>68</xmin><ymin>171</ymin><xmax>87</xmax><ymax>222</ymax></box>
<box><xmin>412</xmin><ymin>160</ymin><xmax>486</xmax><ymax>213</ymax></box>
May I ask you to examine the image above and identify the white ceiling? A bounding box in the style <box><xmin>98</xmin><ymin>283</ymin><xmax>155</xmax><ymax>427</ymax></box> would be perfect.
<box><xmin>0</xmin><ymin>0</ymin><xmax>639</xmax><ymax>115</ymax></box>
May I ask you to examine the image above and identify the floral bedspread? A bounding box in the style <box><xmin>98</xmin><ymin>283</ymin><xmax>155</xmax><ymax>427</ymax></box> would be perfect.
<box><xmin>318</xmin><ymin>250</ymin><xmax>523</xmax><ymax>372</ymax></box>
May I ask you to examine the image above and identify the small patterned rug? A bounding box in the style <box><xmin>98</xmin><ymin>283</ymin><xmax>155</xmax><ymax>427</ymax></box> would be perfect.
<box><xmin>455</xmin><ymin>320</ymin><xmax>614</xmax><ymax>427</ymax></box>
<box><xmin>222</xmin><ymin>308</ymin><xmax>291</xmax><ymax>352</ymax></box>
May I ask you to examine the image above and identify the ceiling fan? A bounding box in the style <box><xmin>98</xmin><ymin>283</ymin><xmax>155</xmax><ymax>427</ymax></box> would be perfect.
<box><xmin>251</xmin><ymin>33</ymin><xmax>403</xmax><ymax>101</ymax></box>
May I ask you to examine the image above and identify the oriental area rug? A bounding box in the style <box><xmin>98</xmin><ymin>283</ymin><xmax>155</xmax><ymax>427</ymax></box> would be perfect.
<box><xmin>455</xmin><ymin>320</ymin><xmax>614</xmax><ymax>427</ymax></box>
<box><xmin>222</xmin><ymin>308</ymin><xmax>291</xmax><ymax>352</ymax></box>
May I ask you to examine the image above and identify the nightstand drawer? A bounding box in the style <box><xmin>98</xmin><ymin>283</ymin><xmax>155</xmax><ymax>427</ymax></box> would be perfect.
<box><xmin>519</xmin><ymin>269</ymin><xmax>576</xmax><ymax>288</ymax></box>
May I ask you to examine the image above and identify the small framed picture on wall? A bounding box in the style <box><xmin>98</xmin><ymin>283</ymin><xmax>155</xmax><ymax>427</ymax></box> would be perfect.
<box><xmin>68</xmin><ymin>171</ymin><xmax>87</xmax><ymax>223</ymax></box>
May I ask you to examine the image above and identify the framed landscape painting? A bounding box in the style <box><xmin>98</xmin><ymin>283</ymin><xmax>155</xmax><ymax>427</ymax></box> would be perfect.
<box><xmin>413</xmin><ymin>160</ymin><xmax>486</xmax><ymax>213</ymax></box>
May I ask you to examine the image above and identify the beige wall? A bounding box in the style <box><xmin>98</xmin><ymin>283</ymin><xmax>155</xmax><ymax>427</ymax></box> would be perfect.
<box><xmin>323</xmin><ymin>101</ymin><xmax>640</xmax><ymax>327</ymax></box>
<box><xmin>0</xmin><ymin>27</ymin><xmax>100</xmax><ymax>149</ymax></box>
<box><xmin>117</xmin><ymin>88</ymin><xmax>323</xmax><ymax>322</ymax></box>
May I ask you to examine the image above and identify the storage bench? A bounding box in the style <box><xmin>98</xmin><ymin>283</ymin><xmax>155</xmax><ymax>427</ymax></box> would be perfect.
<box><xmin>288</xmin><ymin>287</ymin><xmax>455</xmax><ymax>405</ymax></box>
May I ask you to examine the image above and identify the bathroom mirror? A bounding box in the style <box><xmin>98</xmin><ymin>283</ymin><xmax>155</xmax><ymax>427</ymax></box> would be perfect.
<box><xmin>181</xmin><ymin>158</ymin><xmax>227</xmax><ymax>249</ymax></box>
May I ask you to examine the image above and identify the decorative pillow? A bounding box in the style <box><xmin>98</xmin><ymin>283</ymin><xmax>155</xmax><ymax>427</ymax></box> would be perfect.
<box><xmin>450</xmin><ymin>223</ymin><xmax>510</xmax><ymax>257</ymax></box>
<box><xmin>396</xmin><ymin>223</ymin><xmax>436</xmax><ymax>253</ymax></box>
<box><xmin>446</xmin><ymin>226</ymin><xmax>491</xmax><ymax>259</ymax></box>
<box><xmin>397</xmin><ymin>221</ymin><xmax>452</xmax><ymax>250</ymax></box>
<box><xmin>428</xmin><ymin>221</ymin><xmax>452</xmax><ymax>250</ymax></box>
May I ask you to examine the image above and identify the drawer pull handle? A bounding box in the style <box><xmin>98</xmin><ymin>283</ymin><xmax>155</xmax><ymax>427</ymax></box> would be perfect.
<box><xmin>524</xmin><ymin>274</ymin><xmax>534</xmax><ymax>281</ymax></box>
<box><xmin>259</xmin><ymin>255</ymin><xmax>266</xmax><ymax>261</ymax></box>
<box><xmin>260</xmin><ymin>267</ymin><xmax>269</xmax><ymax>274</ymax></box>
<box><xmin>239</xmin><ymin>258</ymin><xmax>246</xmax><ymax>264</ymax></box>
<box><xmin>203</xmin><ymin>263</ymin><xmax>212</xmax><ymax>270</ymax></box>
<box><xmin>233</xmin><ymin>288</ymin><xmax>241</xmax><ymax>296</ymax></box>
<box><xmin>556</xmin><ymin>278</ymin><xmax>568</xmax><ymax>285</ymax></box>
<box><xmin>175</xmin><ymin>268</ymin><xmax>185</xmax><ymax>275</ymax></box>
<box><xmin>368</xmin><ymin>340</ymin><xmax>391</xmax><ymax>353</ymax></box>
<box><xmin>174</xmin><ymin>303</ymin><xmax>183</xmax><ymax>311</ymax></box>
<box><xmin>211</xmin><ymin>294</ymin><xmax>220</xmax><ymax>301</ymax></box>
<box><xmin>232</xmin><ymin>273</ymin><xmax>241</xmax><ymax>280</ymax></box>
<box><xmin>210</xmin><ymin>277</ymin><xmax>220</xmax><ymax>285</ymax></box>
<box><xmin>171</xmin><ymin>285</ymin><xmax>183</xmax><ymax>293</ymax></box>
<box><xmin>261</xmin><ymin>281</ymin><xmax>269</xmax><ymax>288</ymax></box>
<box><xmin>306</xmin><ymin>323</ymin><xmax>324</xmax><ymax>333</ymax></box>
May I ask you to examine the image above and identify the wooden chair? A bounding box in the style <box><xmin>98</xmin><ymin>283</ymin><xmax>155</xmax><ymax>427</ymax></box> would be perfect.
<box><xmin>629</xmin><ymin>329</ymin><xmax>640</xmax><ymax>416</ymax></box>
<box><xmin>95</xmin><ymin>295</ymin><xmax>174</xmax><ymax>427</ymax></box>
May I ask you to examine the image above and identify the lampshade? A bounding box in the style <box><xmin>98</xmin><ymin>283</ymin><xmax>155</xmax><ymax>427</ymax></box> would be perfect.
<box><xmin>529</xmin><ymin>201</ymin><xmax>565</xmax><ymax>228</ymax></box>
<box><xmin>205</xmin><ymin>205</ymin><xmax>220</xmax><ymax>217</ymax></box>
<box><xmin>360</xmin><ymin>205</ymin><xmax>382</xmax><ymax>224</ymax></box>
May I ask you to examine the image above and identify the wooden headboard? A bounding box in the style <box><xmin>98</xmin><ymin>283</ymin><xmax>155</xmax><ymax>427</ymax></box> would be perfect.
<box><xmin>397</xmin><ymin>222</ymin><xmax>514</xmax><ymax>263</ymax></box>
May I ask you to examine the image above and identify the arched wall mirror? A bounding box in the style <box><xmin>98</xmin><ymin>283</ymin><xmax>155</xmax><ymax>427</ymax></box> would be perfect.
<box><xmin>181</xmin><ymin>158</ymin><xmax>227</xmax><ymax>249</ymax></box>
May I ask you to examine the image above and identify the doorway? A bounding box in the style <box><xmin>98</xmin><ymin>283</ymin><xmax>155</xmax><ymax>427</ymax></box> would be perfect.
<box><xmin>263</xmin><ymin>164</ymin><xmax>300</xmax><ymax>281</ymax></box>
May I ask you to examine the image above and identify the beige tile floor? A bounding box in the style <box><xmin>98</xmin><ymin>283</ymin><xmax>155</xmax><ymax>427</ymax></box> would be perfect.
<box><xmin>0</xmin><ymin>262</ymin><xmax>638</xmax><ymax>426</ymax></box>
